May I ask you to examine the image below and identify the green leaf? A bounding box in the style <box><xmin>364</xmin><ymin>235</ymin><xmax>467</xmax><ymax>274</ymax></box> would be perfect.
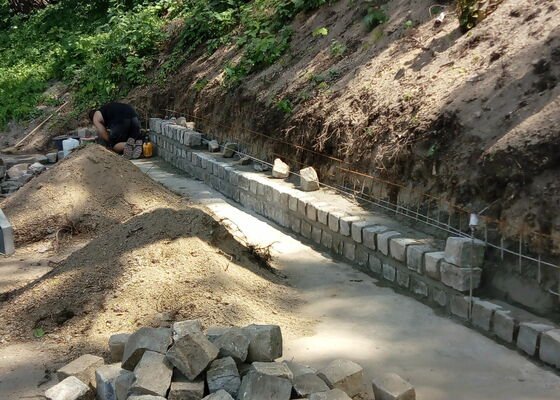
<box><xmin>33</xmin><ymin>327</ymin><xmax>45</xmax><ymax>338</ymax></box>
<box><xmin>312</xmin><ymin>27</ymin><xmax>329</xmax><ymax>37</ymax></box>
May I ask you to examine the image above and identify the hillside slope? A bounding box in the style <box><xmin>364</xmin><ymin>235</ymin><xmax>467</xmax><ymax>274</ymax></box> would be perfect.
<box><xmin>132</xmin><ymin>0</ymin><xmax>560</xmax><ymax>253</ymax></box>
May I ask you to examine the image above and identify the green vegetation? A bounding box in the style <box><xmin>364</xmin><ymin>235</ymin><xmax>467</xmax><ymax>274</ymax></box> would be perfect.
<box><xmin>0</xmin><ymin>0</ymin><xmax>334</xmax><ymax>128</ymax></box>
<box><xmin>456</xmin><ymin>0</ymin><xmax>505</xmax><ymax>32</ymax></box>
<box><xmin>330</xmin><ymin>40</ymin><xmax>347</xmax><ymax>57</ymax></box>
<box><xmin>312</xmin><ymin>27</ymin><xmax>329</xmax><ymax>37</ymax></box>
<box><xmin>364</xmin><ymin>5</ymin><xmax>388</xmax><ymax>31</ymax></box>
<box><xmin>275</xmin><ymin>98</ymin><xmax>293</xmax><ymax>114</ymax></box>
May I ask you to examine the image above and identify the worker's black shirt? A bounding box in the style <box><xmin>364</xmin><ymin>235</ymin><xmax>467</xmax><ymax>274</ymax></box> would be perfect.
<box><xmin>99</xmin><ymin>102</ymin><xmax>138</xmax><ymax>128</ymax></box>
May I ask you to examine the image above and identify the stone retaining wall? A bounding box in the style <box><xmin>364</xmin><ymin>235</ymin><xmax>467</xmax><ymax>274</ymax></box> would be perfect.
<box><xmin>148</xmin><ymin>118</ymin><xmax>560</xmax><ymax>371</ymax></box>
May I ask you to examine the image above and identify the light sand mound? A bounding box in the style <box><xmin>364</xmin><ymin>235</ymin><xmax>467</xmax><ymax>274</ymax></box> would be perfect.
<box><xmin>2</xmin><ymin>144</ymin><xmax>182</xmax><ymax>244</ymax></box>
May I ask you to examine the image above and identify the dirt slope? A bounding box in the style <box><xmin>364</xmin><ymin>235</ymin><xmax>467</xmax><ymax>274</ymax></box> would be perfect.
<box><xmin>132</xmin><ymin>0</ymin><xmax>560</xmax><ymax>253</ymax></box>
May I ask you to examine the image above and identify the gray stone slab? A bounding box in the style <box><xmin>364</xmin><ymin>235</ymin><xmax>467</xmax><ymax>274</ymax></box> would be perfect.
<box><xmin>122</xmin><ymin>327</ymin><xmax>172</xmax><ymax>370</ymax></box>
<box><xmin>109</xmin><ymin>333</ymin><xmax>131</xmax><ymax>363</ymax></box>
<box><xmin>317</xmin><ymin>359</ymin><xmax>364</xmax><ymax>398</ymax></box>
<box><xmin>206</xmin><ymin>326</ymin><xmax>230</xmax><ymax>342</ymax></box>
<box><xmin>540</xmin><ymin>329</ymin><xmax>560</xmax><ymax>368</ymax></box>
<box><xmin>321</xmin><ymin>231</ymin><xmax>333</xmax><ymax>249</ymax></box>
<box><xmin>440</xmin><ymin>262</ymin><xmax>482</xmax><ymax>292</ymax></box>
<box><xmin>168</xmin><ymin>371</ymin><xmax>204</xmax><ymax>400</ymax></box>
<box><xmin>213</xmin><ymin>327</ymin><xmax>250</xmax><ymax>362</ymax></box>
<box><xmin>293</xmin><ymin>373</ymin><xmax>330</xmax><ymax>397</ymax></box>
<box><xmin>57</xmin><ymin>354</ymin><xmax>104</xmax><ymax>387</ymax></box>
<box><xmin>471</xmin><ymin>300</ymin><xmax>502</xmax><ymax>332</ymax></box>
<box><xmin>0</xmin><ymin>209</ymin><xmax>15</xmax><ymax>255</ymax></box>
<box><xmin>130</xmin><ymin>351</ymin><xmax>173</xmax><ymax>397</ymax></box>
<box><xmin>339</xmin><ymin>216</ymin><xmax>361</xmax><ymax>237</ymax></box>
<box><xmin>282</xmin><ymin>361</ymin><xmax>316</xmax><ymax>378</ymax></box>
<box><xmin>492</xmin><ymin>310</ymin><xmax>517</xmax><ymax>343</ymax></box>
<box><xmin>302</xmin><ymin>221</ymin><xmax>313</xmax><ymax>239</ymax></box>
<box><xmin>432</xmin><ymin>288</ymin><xmax>448</xmax><ymax>307</ymax></box>
<box><xmin>166</xmin><ymin>332</ymin><xmax>219</xmax><ymax>380</ymax></box>
<box><xmin>371</xmin><ymin>372</ymin><xmax>415</xmax><ymax>400</ymax></box>
<box><xmin>411</xmin><ymin>278</ymin><xmax>429</xmax><ymax>298</ymax></box>
<box><xmin>407</xmin><ymin>245</ymin><xmax>436</xmax><ymax>273</ymax></box>
<box><xmin>207</xmin><ymin>357</ymin><xmax>241</xmax><ymax>397</ymax></box>
<box><xmin>450</xmin><ymin>296</ymin><xmax>473</xmax><ymax>321</ymax></box>
<box><xmin>96</xmin><ymin>363</ymin><xmax>130</xmax><ymax>400</ymax></box>
<box><xmin>355</xmin><ymin>246</ymin><xmax>369</xmax><ymax>267</ymax></box>
<box><xmin>390</xmin><ymin>238</ymin><xmax>421</xmax><ymax>263</ymax></box>
<box><xmin>312</xmin><ymin>226</ymin><xmax>322</xmax><ymax>245</ymax></box>
<box><xmin>517</xmin><ymin>322</ymin><xmax>555</xmax><ymax>357</ymax></box>
<box><xmin>424</xmin><ymin>252</ymin><xmax>445</xmax><ymax>280</ymax></box>
<box><xmin>328</xmin><ymin>211</ymin><xmax>345</xmax><ymax>233</ymax></box>
<box><xmin>342</xmin><ymin>241</ymin><xmax>356</xmax><ymax>261</ymax></box>
<box><xmin>444</xmin><ymin>237</ymin><xmax>486</xmax><ymax>268</ymax></box>
<box><xmin>115</xmin><ymin>369</ymin><xmax>134</xmax><ymax>400</ymax></box>
<box><xmin>382</xmin><ymin>263</ymin><xmax>396</xmax><ymax>282</ymax></box>
<box><xmin>362</xmin><ymin>225</ymin><xmax>389</xmax><ymax>251</ymax></box>
<box><xmin>316</xmin><ymin>204</ymin><xmax>333</xmax><ymax>225</ymax></box>
<box><xmin>238</xmin><ymin>364</ymin><xmax>292</xmax><ymax>400</ymax></box>
<box><xmin>377</xmin><ymin>231</ymin><xmax>402</xmax><ymax>256</ymax></box>
<box><xmin>397</xmin><ymin>269</ymin><xmax>410</xmax><ymax>289</ymax></box>
<box><xmin>369</xmin><ymin>255</ymin><xmax>382</xmax><ymax>275</ymax></box>
<box><xmin>243</xmin><ymin>324</ymin><xmax>283</xmax><ymax>362</ymax></box>
<box><xmin>45</xmin><ymin>376</ymin><xmax>90</xmax><ymax>400</ymax></box>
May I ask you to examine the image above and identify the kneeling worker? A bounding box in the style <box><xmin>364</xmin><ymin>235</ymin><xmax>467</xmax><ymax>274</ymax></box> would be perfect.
<box><xmin>89</xmin><ymin>102</ymin><xmax>143</xmax><ymax>159</ymax></box>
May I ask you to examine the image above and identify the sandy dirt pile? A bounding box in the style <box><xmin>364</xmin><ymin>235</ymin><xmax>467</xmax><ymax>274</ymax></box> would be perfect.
<box><xmin>2</xmin><ymin>144</ymin><xmax>182</xmax><ymax>244</ymax></box>
<box><xmin>0</xmin><ymin>146</ymin><xmax>310</xmax><ymax>359</ymax></box>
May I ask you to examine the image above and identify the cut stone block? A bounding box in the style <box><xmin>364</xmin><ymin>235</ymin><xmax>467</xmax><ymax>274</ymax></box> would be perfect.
<box><xmin>168</xmin><ymin>370</ymin><xmax>204</xmax><ymax>400</ymax></box>
<box><xmin>321</xmin><ymin>231</ymin><xmax>333</xmax><ymax>249</ymax></box>
<box><xmin>166</xmin><ymin>332</ymin><xmax>219</xmax><ymax>380</ymax></box>
<box><xmin>444</xmin><ymin>237</ymin><xmax>486</xmax><ymax>268</ymax></box>
<box><xmin>0</xmin><ymin>209</ymin><xmax>15</xmax><ymax>255</ymax></box>
<box><xmin>109</xmin><ymin>333</ymin><xmax>130</xmax><ymax>363</ymax></box>
<box><xmin>355</xmin><ymin>246</ymin><xmax>369</xmax><ymax>267</ymax></box>
<box><xmin>342</xmin><ymin>241</ymin><xmax>356</xmax><ymax>261</ymax></box>
<box><xmin>317</xmin><ymin>359</ymin><xmax>364</xmax><ymax>398</ymax></box>
<box><xmin>390</xmin><ymin>238</ymin><xmax>420</xmax><ymax>263</ymax></box>
<box><xmin>207</xmin><ymin>357</ymin><xmax>241</xmax><ymax>397</ymax></box>
<box><xmin>282</xmin><ymin>360</ymin><xmax>316</xmax><ymax>378</ymax></box>
<box><xmin>130</xmin><ymin>351</ymin><xmax>173</xmax><ymax>397</ymax></box>
<box><xmin>339</xmin><ymin>216</ymin><xmax>361</xmax><ymax>237</ymax></box>
<box><xmin>371</xmin><ymin>372</ymin><xmax>415</xmax><ymax>400</ymax></box>
<box><xmin>223</xmin><ymin>143</ymin><xmax>238</xmax><ymax>158</ymax></box>
<box><xmin>316</xmin><ymin>204</ymin><xmax>332</xmax><ymax>225</ymax></box>
<box><xmin>432</xmin><ymin>288</ymin><xmax>447</xmax><ymax>307</ymax></box>
<box><xmin>312</xmin><ymin>226</ymin><xmax>322</xmax><ymax>245</ymax></box>
<box><xmin>410</xmin><ymin>279</ymin><xmax>428</xmax><ymax>298</ymax></box>
<box><xmin>213</xmin><ymin>327</ymin><xmax>250</xmax><ymax>362</ymax></box>
<box><xmin>302</xmin><ymin>221</ymin><xmax>312</xmax><ymax>239</ymax></box>
<box><xmin>517</xmin><ymin>322</ymin><xmax>555</xmax><ymax>356</ymax></box>
<box><xmin>206</xmin><ymin>326</ymin><xmax>230</xmax><ymax>342</ymax></box>
<box><xmin>492</xmin><ymin>310</ymin><xmax>517</xmax><ymax>343</ymax></box>
<box><xmin>122</xmin><ymin>327</ymin><xmax>172</xmax><ymax>370</ymax></box>
<box><xmin>238</xmin><ymin>363</ymin><xmax>292</xmax><ymax>400</ymax></box>
<box><xmin>377</xmin><ymin>231</ymin><xmax>402</xmax><ymax>256</ymax></box>
<box><xmin>96</xmin><ymin>363</ymin><xmax>130</xmax><ymax>400</ymax></box>
<box><xmin>129</xmin><ymin>396</ymin><xmax>167</xmax><ymax>400</ymax></box>
<box><xmin>46</xmin><ymin>152</ymin><xmax>58</xmax><ymax>163</ymax></box>
<box><xmin>300</xmin><ymin>167</ymin><xmax>320</xmax><ymax>191</ymax></box>
<box><xmin>45</xmin><ymin>376</ymin><xmax>90</xmax><ymax>400</ymax></box>
<box><xmin>173</xmin><ymin>320</ymin><xmax>203</xmax><ymax>342</ymax></box>
<box><xmin>440</xmin><ymin>262</ymin><xmax>482</xmax><ymax>292</ymax></box>
<box><xmin>29</xmin><ymin>162</ymin><xmax>46</xmax><ymax>174</ymax></box>
<box><xmin>382</xmin><ymin>264</ymin><xmax>396</xmax><ymax>282</ymax></box>
<box><xmin>351</xmin><ymin>220</ymin><xmax>375</xmax><ymax>243</ymax></box>
<box><xmin>272</xmin><ymin>159</ymin><xmax>290</xmax><ymax>178</ymax></box>
<box><xmin>309</xmin><ymin>389</ymin><xmax>352</xmax><ymax>400</ymax></box>
<box><xmin>450</xmin><ymin>295</ymin><xmax>473</xmax><ymax>320</ymax></box>
<box><xmin>540</xmin><ymin>329</ymin><xmax>560</xmax><ymax>368</ymax></box>
<box><xmin>471</xmin><ymin>300</ymin><xmax>502</xmax><ymax>331</ymax></box>
<box><xmin>115</xmin><ymin>369</ymin><xmax>134</xmax><ymax>400</ymax></box>
<box><xmin>369</xmin><ymin>255</ymin><xmax>382</xmax><ymax>275</ymax></box>
<box><xmin>7</xmin><ymin>163</ymin><xmax>29</xmax><ymax>179</ymax></box>
<box><xmin>243</xmin><ymin>324</ymin><xmax>283</xmax><ymax>362</ymax></box>
<box><xmin>362</xmin><ymin>225</ymin><xmax>389</xmax><ymax>251</ymax></box>
<box><xmin>328</xmin><ymin>211</ymin><xmax>345</xmax><ymax>233</ymax></box>
<box><xmin>57</xmin><ymin>354</ymin><xmax>104</xmax><ymax>387</ymax></box>
<box><xmin>424</xmin><ymin>252</ymin><xmax>445</xmax><ymax>280</ymax></box>
<box><xmin>407</xmin><ymin>245</ymin><xmax>436</xmax><ymax>273</ymax></box>
<box><xmin>396</xmin><ymin>269</ymin><xmax>410</xmax><ymax>288</ymax></box>
<box><xmin>203</xmin><ymin>389</ymin><xmax>235</xmax><ymax>400</ymax></box>
<box><xmin>208</xmin><ymin>140</ymin><xmax>220</xmax><ymax>152</ymax></box>
<box><xmin>293</xmin><ymin>373</ymin><xmax>330</xmax><ymax>397</ymax></box>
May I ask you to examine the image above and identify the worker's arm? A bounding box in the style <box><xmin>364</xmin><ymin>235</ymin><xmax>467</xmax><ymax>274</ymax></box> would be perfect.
<box><xmin>92</xmin><ymin>111</ymin><xmax>109</xmax><ymax>143</ymax></box>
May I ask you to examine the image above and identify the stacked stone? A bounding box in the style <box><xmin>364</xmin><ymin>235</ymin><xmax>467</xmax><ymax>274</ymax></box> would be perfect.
<box><xmin>45</xmin><ymin>320</ymin><xmax>418</xmax><ymax>400</ymax></box>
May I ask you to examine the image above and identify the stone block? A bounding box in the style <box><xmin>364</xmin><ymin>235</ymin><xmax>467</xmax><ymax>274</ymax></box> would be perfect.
<box><xmin>471</xmin><ymin>300</ymin><xmax>502</xmax><ymax>332</ymax></box>
<box><xmin>207</xmin><ymin>357</ymin><xmax>241</xmax><ymax>397</ymax></box>
<box><xmin>282</xmin><ymin>360</ymin><xmax>316</xmax><ymax>378</ymax></box>
<box><xmin>317</xmin><ymin>359</ymin><xmax>364</xmax><ymax>398</ymax></box>
<box><xmin>264</xmin><ymin>185</ymin><xmax>274</xmax><ymax>202</ymax></box>
<box><xmin>213</xmin><ymin>327</ymin><xmax>250</xmax><ymax>362</ymax></box>
<box><xmin>396</xmin><ymin>269</ymin><xmax>410</xmax><ymax>289</ymax></box>
<box><xmin>166</xmin><ymin>332</ymin><xmax>219</xmax><ymax>380</ymax></box>
<box><xmin>7</xmin><ymin>163</ymin><xmax>29</xmax><ymax>179</ymax></box>
<box><xmin>29</xmin><ymin>161</ymin><xmax>46</xmax><ymax>174</ymax></box>
<box><xmin>302</xmin><ymin>221</ymin><xmax>312</xmax><ymax>239</ymax></box>
<box><xmin>115</xmin><ymin>369</ymin><xmax>134</xmax><ymax>400</ymax></box>
<box><xmin>377</xmin><ymin>231</ymin><xmax>402</xmax><ymax>256</ymax></box>
<box><xmin>238</xmin><ymin>363</ymin><xmax>292</xmax><ymax>400</ymax></box>
<box><xmin>239</xmin><ymin>175</ymin><xmax>250</xmax><ymax>191</ymax></box>
<box><xmin>342</xmin><ymin>241</ymin><xmax>356</xmax><ymax>261</ymax></box>
<box><xmin>539</xmin><ymin>329</ymin><xmax>560</xmax><ymax>368</ymax></box>
<box><xmin>122</xmin><ymin>327</ymin><xmax>172</xmax><ymax>370</ymax></box>
<box><xmin>444</xmin><ymin>237</ymin><xmax>486</xmax><ymax>268</ymax></box>
<box><xmin>109</xmin><ymin>333</ymin><xmax>131</xmax><ymax>363</ymax></box>
<box><xmin>272</xmin><ymin>159</ymin><xmax>290</xmax><ymax>178</ymax></box>
<box><xmin>203</xmin><ymin>390</ymin><xmax>234</xmax><ymax>400</ymax></box>
<box><xmin>290</xmin><ymin>215</ymin><xmax>301</xmax><ymax>234</ymax></box>
<box><xmin>0</xmin><ymin>209</ymin><xmax>15</xmax><ymax>255</ymax></box>
<box><xmin>243</xmin><ymin>324</ymin><xmax>283</xmax><ymax>362</ymax></box>
<box><xmin>223</xmin><ymin>143</ymin><xmax>238</xmax><ymax>158</ymax></box>
<box><xmin>492</xmin><ymin>310</ymin><xmax>517</xmax><ymax>343</ymax></box>
<box><xmin>371</xmin><ymin>373</ymin><xmax>415</xmax><ymax>400</ymax></box>
<box><xmin>309</xmin><ymin>389</ymin><xmax>352</xmax><ymax>400</ymax></box>
<box><xmin>424</xmin><ymin>252</ymin><xmax>445</xmax><ymax>280</ymax></box>
<box><xmin>339</xmin><ymin>216</ymin><xmax>361</xmax><ymax>237</ymax></box>
<box><xmin>321</xmin><ymin>231</ymin><xmax>333</xmax><ymax>249</ymax></box>
<box><xmin>208</xmin><ymin>140</ymin><xmax>220</xmax><ymax>152</ymax></box>
<box><xmin>306</xmin><ymin>202</ymin><xmax>319</xmax><ymax>221</ymax></box>
<box><xmin>312</xmin><ymin>226</ymin><xmax>322</xmax><ymax>245</ymax></box>
<box><xmin>432</xmin><ymin>288</ymin><xmax>447</xmax><ymax>307</ymax></box>
<box><xmin>517</xmin><ymin>322</ymin><xmax>555</xmax><ymax>357</ymax></box>
<box><xmin>130</xmin><ymin>351</ymin><xmax>173</xmax><ymax>397</ymax></box>
<box><xmin>45</xmin><ymin>376</ymin><xmax>91</xmax><ymax>400</ymax></box>
<box><xmin>293</xmin><ymin>373</ymin><xmax>330</xmax><ymax>397</ymax></box>
<box><xmin>351</xmin><ymin>220</ymin><xmax>376</xmax><ymax>243</ymax></box>
<box><xmin>355</xmin><ymin>246</ymin><xmax>369</xmax><ymax>267</ymax></box>
<box><xmin>300</xmin><ymin>167</ymin><xmax>320</xmax><ymax>191</ymax></box>
<box><xmin>369</xmin><ymin>255</ymin><xmax>382</xmax><ymax>275</ymax></box>
<box><xmin>96</xmin><ymin>363</ymin><xmax>130</xmax><ymax>400</ymax></box>
<box><xmin>410</xmin><ymin>279</ymin><xmax>428</xmax><ymax>298</ymax></box>
<box><xmin>382</xmin><ymin>263</ymin><xmax>396</xmax><ymax>282</ymax></box>
<box><xmin>440</xmin><ymin>262</ymin><xmax>482</xmax><ymax>292</ymax></box>
<box><xmin>288</xmin><ymin>194</ymin><xmax>299</xmax><ymax>211</ymax></box>
<box><xmin>390</xmin><ymin>238</ymin><xmax>420</xmax><ymax>263</ymax></box>
<box><xmin>168</xmin><ymin>371</ymin><xmax>204</xmax><ymax>400</ymax></box>
<box><xmin>328</xmin><ymin>211</ymin><xmax>345</xmax><ymax>233</ymax></box>
<box><xmin>332</xmin><ymin>235</ymin><xmax>343</xmax><ymax>255</ymax></box>
<box><xmin>450</xmin><ymin>296</ymin><xmax>473</xmax><ymax>320</ymax></box>
<box><xmin>406</xmin><ymin>245</ymin><xmax>436</xmax><ymax>273</ymax></box>
<box><xmin>173</xmin><ymin>320</ymin><xmax>203</xmax><ymax>342</ymax></box>
<box><xmin>298</xmin><ymin>196</ymin><xmax>312</xmax><ymax>217</ymax></box>
<box><xmin>57</xmin><ymin>354</ymin><xmax>104</xmax><ymax>386</ymax></box>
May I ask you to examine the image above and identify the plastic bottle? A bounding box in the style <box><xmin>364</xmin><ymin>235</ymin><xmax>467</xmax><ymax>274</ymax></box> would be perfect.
<box><xmin>142</xmin><ymin>135</ymin><xmax>153</xmax><ymax>158</ymax></box>
<box><xmin>62</xmin><ymin>137</ymin><xmax>80</xmax><ymax>157</ymax></box>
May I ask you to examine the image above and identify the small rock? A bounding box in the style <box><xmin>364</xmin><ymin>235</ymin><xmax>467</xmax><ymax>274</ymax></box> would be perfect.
<box><xmin>173</xmin><ymin>320</ymin><xmax>203</xmax><ymax>342</ymax></box>
<box><xmin>130</xmin><ymin>351</ymin><xmax>173</xmax><ymax>397</ymax></box>
<box><xmin>317</xmin><ymin>359</ymin><xmax>364</xmax><ymax>398</ymax></box>
<box><xmin>300</xmin><ymin>167</ymin><xmax>320</xmax><ymax>192</ymax></box>
<box><xmin>371</xmin><ymin>373</ymin><xmax>415</xmax><ymax>400</ymax></box>
<box><xmin>208</xmin><ymin>140</ymin><xmax>220</xmax><ymax>152</ymax></box>
<box><xmin>309</xmin><ymin>389</ymin><xmax>352</xmax><ymax>400</ymax></box>
<box><xmin>121</xmin><ymin>327</ymin><xmax>172</xmax><ymax>370</ymax></box>
<box><xmin>166</xmin><ymin>332</ymin><xmax>219</xmax><ymax>380</ymax></box>
<box><xmin>253</xmin><ymin>163</ymin><xmax>269</xmax><ymax>172</ymax></box>
<box><xmin>203</xmin><ymin>390</ymin><xmax>234</xmax><ymax>400</ymax></box>
<box><xmin>46</xmin><ymin>152</ymin><xmax>58</xmax><ymax>163</ymax></box>
<box><xmin>176</xmin><ymin>117</ymin><xmax>188</xmax><ymax>127</ymax></box>
<box><xmin>207</xmin><ymin>357</ymin><xmax>241</xmax><ymax>397</ymax></box>
<box><xmin>222</xmin><ymin>143</ymin><xmax>238</xmax><ymax>158</ymax></box>
<box><xmin>57</xmin><ymin>354</ymin><xmax>104</xmax><ymax>387</ymax></box>
<box><xmin>35</xmin><ymin>154</ymin><xmax>49</xmax><ymax>164</ymax></box>
<box><xmin>293</xmin><ymin>373</ymin><xmax>330</xmax><ymax>397</ymax></box>
<box><xmin>58</xmin><ymin>150</ymin><xmax>65</xmax><ymax>161</ymax></box>
<box><xmin>169</xmin><ymin>370</ymin><xmax>204</xmax><ymax>400</ymax></box>
<box><xmin>1</xmin><ymin>180</ymin><xmax>21</xmax><ymax>194</ymax></box>
<box><xmin>242</xmin><ymin>324</ymin><xmax>283</xmax><ymax>362</ymax></box>
<box><xmin>239</xmin><ymin>156</ymin><xmax>252</xmax><ymax>166</ymax></box>
<box><xmin>213</xmin><ymin>327</ymin><xmax>250</xmax><ymax>362</ymax></box>
<box><xmin>45</xmin><ymin>376</ymin><xmax>91</xmax><ymax>400</ymax></box>
<box><xmin>96</xmin><ymin>363</ymin><xmax>130</xmax><ymax>400</ymax></box>
<box><xmin>272</xmin><ymin>158</ymin><xmax>290</xmax><ymax>179</ymax></box>
<box><xmin>7</xmin><ymin>163</ymin><xmax>29</xmax><ymax>180</ymax></box>
<box><xmin>109</xmin><ymin>333</ymin><xmax>131</xmax><ymax>363</ymax></box>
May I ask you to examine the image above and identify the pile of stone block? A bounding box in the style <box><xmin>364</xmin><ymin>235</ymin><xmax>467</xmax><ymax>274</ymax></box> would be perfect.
<box><xmin>0</xmin><ymin>154</ymin><xmax>53</xmax><ymax>195</ymax></box>
<box><xmin>45</xmin><ymin>320</ymin><xmax>417</xmax><ymax>400</ymax></box>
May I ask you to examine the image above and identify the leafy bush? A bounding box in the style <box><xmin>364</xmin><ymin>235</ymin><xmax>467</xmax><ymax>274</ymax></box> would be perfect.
<box><xmin>456</xmin><ymin>0</ymin><xmax>505</xmax><ymax>32</ymax></box>
<box><xmin>364</xmin><ymin>6</ymin><xmax>388</xmax><ymax>31</ymax></box>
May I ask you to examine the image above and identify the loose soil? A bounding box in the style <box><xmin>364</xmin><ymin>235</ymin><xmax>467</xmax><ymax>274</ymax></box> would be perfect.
<box><xmin>0</xmin><ymin>145</ymin><xmax>311</xmax><ymax>362</ymax></box>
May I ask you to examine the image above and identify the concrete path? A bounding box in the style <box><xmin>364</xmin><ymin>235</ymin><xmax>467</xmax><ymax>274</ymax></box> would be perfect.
<box><xmin>134</xmin><ymin>158</ymin><xmax>560</xmax><ymax>400</ymax></box>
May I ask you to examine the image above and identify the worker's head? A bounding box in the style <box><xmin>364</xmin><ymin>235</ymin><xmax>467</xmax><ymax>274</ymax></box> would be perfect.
<box><xmin>88</xmin><ymin>109</ymin><xmax>98</xmax><ymax>122</ymax></box>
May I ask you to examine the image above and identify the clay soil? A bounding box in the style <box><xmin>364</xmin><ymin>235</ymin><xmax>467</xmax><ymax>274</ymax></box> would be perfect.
<box><xmin>0</xmin><ymin>145</ymin><xmax>310</xmax><ymax>361</ymax></box>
